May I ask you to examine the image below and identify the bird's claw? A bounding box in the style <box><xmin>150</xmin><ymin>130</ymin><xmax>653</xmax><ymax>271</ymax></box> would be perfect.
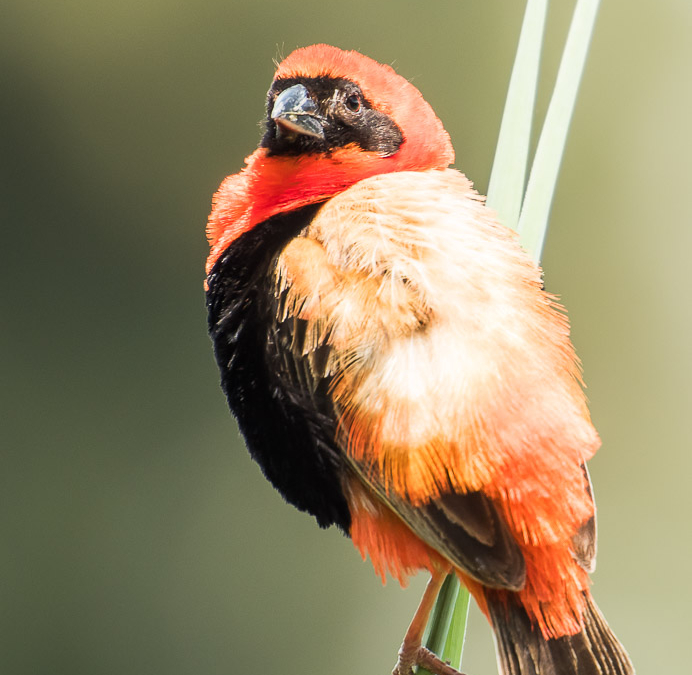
<box><xmin>392</xmin><ymin>646</ymin><xmax>466</xmax><ymax>675</ymax></box>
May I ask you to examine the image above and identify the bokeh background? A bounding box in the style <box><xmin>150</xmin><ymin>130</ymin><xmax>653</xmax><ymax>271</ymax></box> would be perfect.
<box><xmin>3</xmin><ymin>1</ymin><xmax>689</xmax><ymax>673</ymax></box>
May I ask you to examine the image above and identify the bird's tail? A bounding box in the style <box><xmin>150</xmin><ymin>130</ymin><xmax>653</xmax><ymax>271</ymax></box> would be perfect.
<box><xmin>488</xmin><ymin>592</ymin><xmax>634</xmax><ymax>675</ymax></box>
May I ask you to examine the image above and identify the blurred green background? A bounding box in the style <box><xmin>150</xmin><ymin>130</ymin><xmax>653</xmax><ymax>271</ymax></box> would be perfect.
<box><xmin>2</xmin><ymin>1</ymin><xmax>689</xmax><ymax>673</ymax></box>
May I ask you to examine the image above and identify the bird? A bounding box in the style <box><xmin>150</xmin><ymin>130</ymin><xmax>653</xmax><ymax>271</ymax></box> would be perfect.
<box><xmin>205</xmin><ymin>44</ymin><xmax>634</xmax><ymax>675</ymax></box>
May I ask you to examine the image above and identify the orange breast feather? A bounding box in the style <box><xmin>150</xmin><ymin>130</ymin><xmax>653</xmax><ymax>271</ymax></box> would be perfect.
<box><xmin>275</xmin><ymin>168</ymin><xmax>599</xmax><ymax>637</ymax></box>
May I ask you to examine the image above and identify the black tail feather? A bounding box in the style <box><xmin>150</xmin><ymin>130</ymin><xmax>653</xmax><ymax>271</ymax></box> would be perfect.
<box><xmin>489</xmin><ymin>594</ymin><xmax>634</xmax><ymax>675</ymax></box>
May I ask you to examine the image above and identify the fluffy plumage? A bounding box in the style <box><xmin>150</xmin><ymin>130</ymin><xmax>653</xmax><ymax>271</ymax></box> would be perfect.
<box><xmin>206</xmin><ymin>44</ymin><xmax>634</xmax><ymax>675</ymax></box>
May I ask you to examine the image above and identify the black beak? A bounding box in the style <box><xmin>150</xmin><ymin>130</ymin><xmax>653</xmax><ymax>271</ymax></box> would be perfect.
<box><xmin>270</xmin><ymin>84</ymin><xmax>326</xmax><ymax>140</ymax></box>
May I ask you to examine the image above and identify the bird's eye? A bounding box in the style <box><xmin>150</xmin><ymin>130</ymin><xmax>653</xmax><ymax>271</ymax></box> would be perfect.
<box><xmin>345</xmin><ymin>93</ymin><xmax>362</xmax><ymax>113</ymax></box>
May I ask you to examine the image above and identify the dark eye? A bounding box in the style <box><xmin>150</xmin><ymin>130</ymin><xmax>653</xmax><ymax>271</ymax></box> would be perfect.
<box><xmin>345</xmin><ymin>93</ymin><xmax>362</xmax><ymax>113</ymax></box>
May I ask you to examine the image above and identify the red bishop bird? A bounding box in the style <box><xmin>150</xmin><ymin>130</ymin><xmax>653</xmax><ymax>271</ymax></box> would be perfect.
<box><xmin>205</xmin><ymin>44</ymin><xmax>634</xmax><ymax>675</ymax></box>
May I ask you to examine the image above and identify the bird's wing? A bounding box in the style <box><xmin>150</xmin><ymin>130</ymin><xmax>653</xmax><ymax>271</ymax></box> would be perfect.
<box><xmin>268</xmin><ymin>226</ymin><xmax>526</xmax><ymax>590</ymax></box>
<box><xmin>266</xmin><ymin>169</ymin><xmax>598</xmax><ymax>588</ymax></box>
<box><xmin>350</xmin><ymin>465</ymin><xmax>527</xmax><ymax>590</ymax></box>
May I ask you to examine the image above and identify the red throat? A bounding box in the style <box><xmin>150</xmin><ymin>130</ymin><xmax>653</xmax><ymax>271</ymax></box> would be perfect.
<box><xmin>205</xmin><ymin>44</ymin><xmax>455</xmax><ymax>275</ymax></box>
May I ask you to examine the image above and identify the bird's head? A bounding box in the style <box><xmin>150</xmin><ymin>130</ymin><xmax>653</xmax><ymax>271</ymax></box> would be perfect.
<box><xmin>207</xmin><ymin>45</ymin><xmax>454</xmax><ymax>272</ymax></box>
<box><xmin>263</xmin><ymin>44</ymin><xmax>454</xmax><ymax>168</ymax></box>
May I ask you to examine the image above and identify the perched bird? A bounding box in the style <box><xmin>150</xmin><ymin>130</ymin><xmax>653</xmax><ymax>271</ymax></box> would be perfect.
<box><xmin>205</xmin><ymin>44</ymin><xmax>634</xmax><ymax>675</ymax></box>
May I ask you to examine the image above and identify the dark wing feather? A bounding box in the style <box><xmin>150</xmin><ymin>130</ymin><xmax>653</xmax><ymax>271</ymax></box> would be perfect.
<box><xmin>423</xmin><ymin>492</ymin><xmax>525</xmax><ymax>589</ymax></box>
<box><xmin>571</xmin><ymin>463</ymin><xmax>597</xmax><ymax>572</ymax></box>
<box><xmin>348</xmin><ymin>465</ymin><xmax>526</xmax><ymax>590</ymax></box>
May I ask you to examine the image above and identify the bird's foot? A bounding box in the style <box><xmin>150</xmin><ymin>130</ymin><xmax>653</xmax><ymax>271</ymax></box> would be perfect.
<box><xmin>392</xmin><ymin>646</ymin><xmax>466</xmax><ymax>675</ymax></box>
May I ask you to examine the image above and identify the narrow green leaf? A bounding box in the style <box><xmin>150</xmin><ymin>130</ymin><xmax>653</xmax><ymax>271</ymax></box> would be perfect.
<box><xmin>486</xmin><ymin>0</ymin><xmax>548</xmax><ymax>231</ymax></box>
<box><xmin>441</xmin><ymin>585</ymin><xmax>470</xmax><ymax>667</ymax></box>
<box><xmin>517</xmin><ymin>0</ymin><xmax>601</xmax><ymax>260</ymax></box>
<box><xmin>425</xmin><ymin>575</ymin><xmax>458</xmax><ymax>656</ymax></box>
<box><xmin>417</xmin><ymin>574</ymin><xmax>459</xmax><ymax>675</ymax></box>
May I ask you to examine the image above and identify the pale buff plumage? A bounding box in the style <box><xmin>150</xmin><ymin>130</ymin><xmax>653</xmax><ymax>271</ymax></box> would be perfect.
<box><xmin>275</xmin><ymin>168</ymin><xmax>600</xmax><ymax>635</ymax></box>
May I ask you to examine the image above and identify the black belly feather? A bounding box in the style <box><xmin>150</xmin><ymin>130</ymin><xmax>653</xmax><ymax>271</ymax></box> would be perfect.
<box><xmin>206</xmin><ymin>204</ymin><xmax>352</xmax><ymax>532</ymax></box>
